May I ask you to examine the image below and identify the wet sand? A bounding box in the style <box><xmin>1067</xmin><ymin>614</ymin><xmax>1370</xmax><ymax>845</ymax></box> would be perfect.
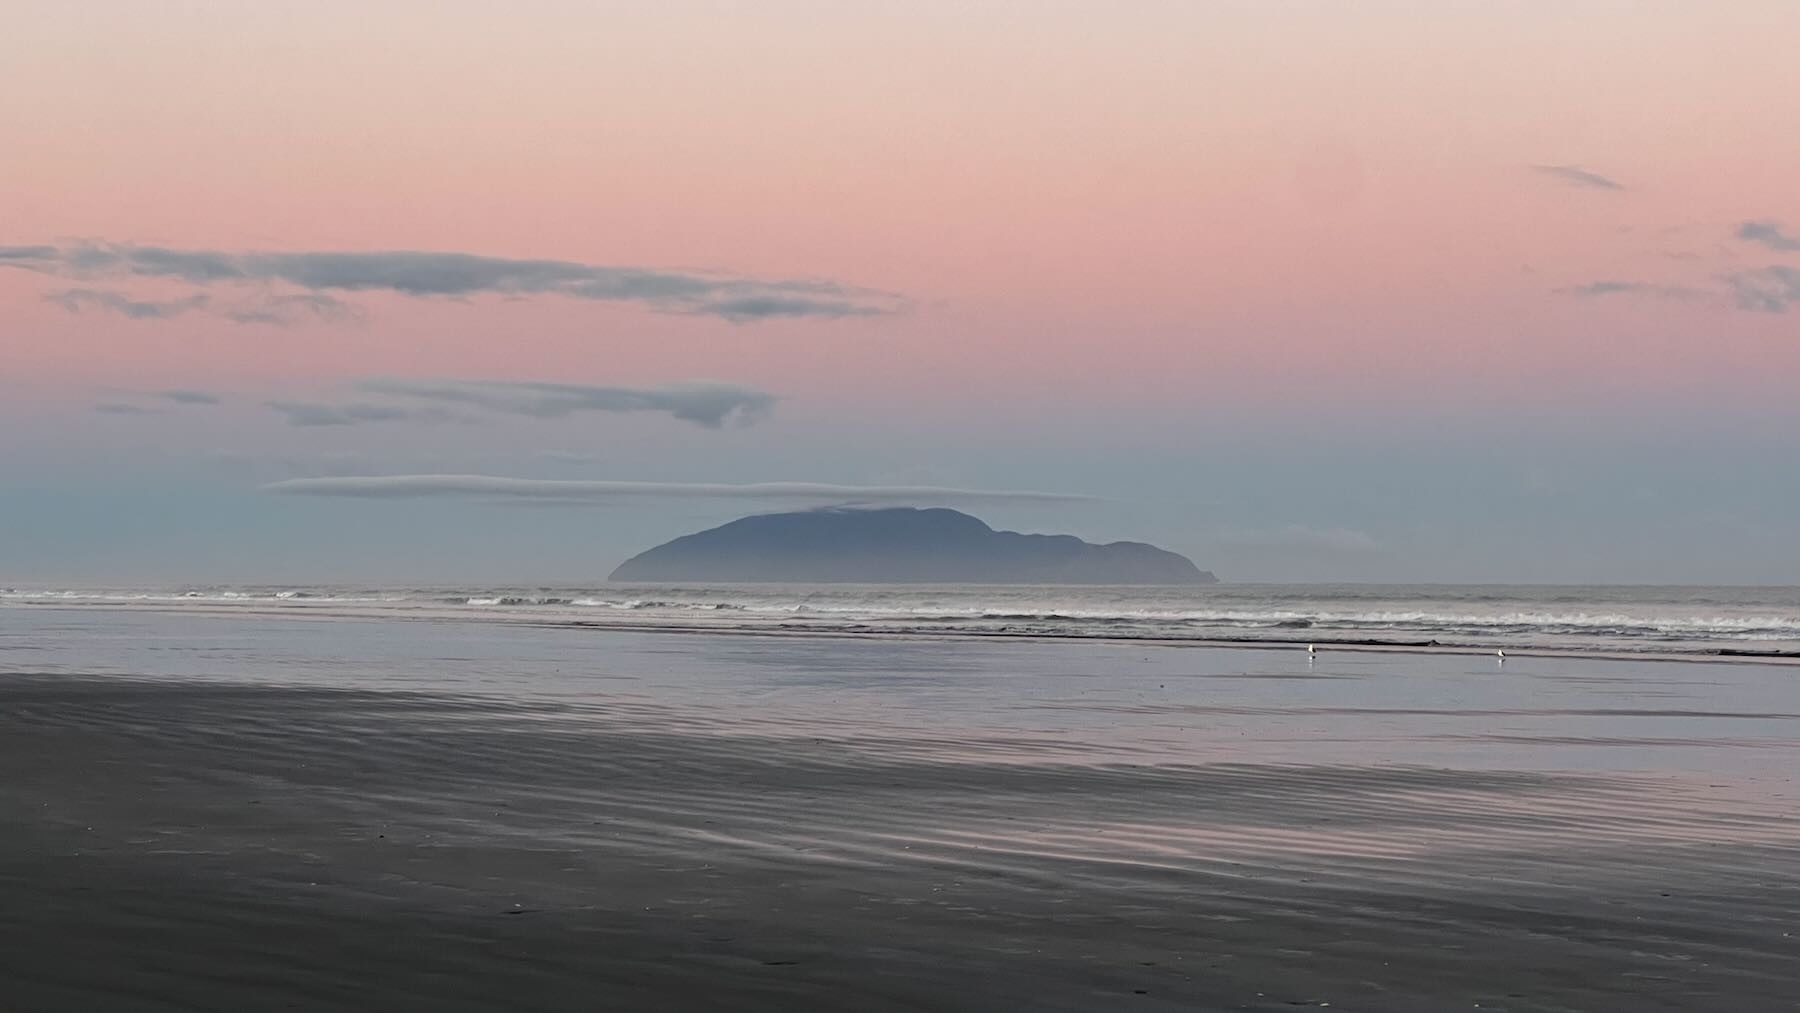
<box><xmin>3</xmin><ymin>669</ymin><xmax>1796</xmax><ymax>1012</ymax></box>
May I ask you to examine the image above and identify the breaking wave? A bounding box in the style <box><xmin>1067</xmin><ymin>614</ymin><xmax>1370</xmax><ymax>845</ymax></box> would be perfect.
<box><xmin>4</xmin><ymin>583</ymin><xmax>1798</xmax><ymax>658</ymax></box>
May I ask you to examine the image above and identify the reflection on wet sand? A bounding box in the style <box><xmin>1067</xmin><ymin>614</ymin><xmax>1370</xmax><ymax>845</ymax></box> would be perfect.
<box><xmin>2</xmin><ymin>613</ymin><xmax>1797</xmax><ymax>1011</ymax></box>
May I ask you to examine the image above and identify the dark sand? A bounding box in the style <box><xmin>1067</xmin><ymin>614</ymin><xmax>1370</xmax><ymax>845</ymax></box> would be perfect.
<box><xmin>2</xmin><ymin>674</ymin><xmax>1796</xmax><ymax>1012</ymax></box>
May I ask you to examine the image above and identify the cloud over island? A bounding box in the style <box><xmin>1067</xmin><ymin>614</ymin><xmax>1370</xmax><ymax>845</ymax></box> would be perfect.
<box><xmin>262</xmin><ymin>475</ymin><xmax>1097</xmax><ymax>506</ymax></box>
<box><xmin>355</xmin><ymin>378</ymin><xmax>776</xmax><ymax>428</ymax></box>
<box><xmin>257</xmin><ymin>379</ymin><xmax>778</xmax><ymax>429</ymax></box>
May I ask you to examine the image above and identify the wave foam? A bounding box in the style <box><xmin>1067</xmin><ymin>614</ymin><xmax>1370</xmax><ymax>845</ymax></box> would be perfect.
<box><xmin>6</xmin><ymin>584</ymin><xmax>1798</xmax><ymax>656</ymax></box>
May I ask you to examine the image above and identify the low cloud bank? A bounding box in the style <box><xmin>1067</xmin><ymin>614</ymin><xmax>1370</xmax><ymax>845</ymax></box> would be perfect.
<box><xmin>262</xmin><ymin>475</ymin><xmax>1095</xmax><ymax>506</ymax></box>
<box><xmin>358</xmin><ymin>378</ymin><xmax>775</xmax><ymax>429</ymax></box>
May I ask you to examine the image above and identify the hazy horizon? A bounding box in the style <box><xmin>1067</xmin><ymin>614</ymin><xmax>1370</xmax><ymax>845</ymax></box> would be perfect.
<box><xmin>6</xmin><ymin>2</ymin><xmax>1799</xmax><ymax>585</ymax></box>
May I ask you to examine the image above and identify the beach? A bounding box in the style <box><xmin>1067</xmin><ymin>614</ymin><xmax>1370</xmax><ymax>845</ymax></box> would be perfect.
<box><xmin>2</xmin><ymin>604</ymin><xmax>1797</xmax><ymax>1011</ymax></box>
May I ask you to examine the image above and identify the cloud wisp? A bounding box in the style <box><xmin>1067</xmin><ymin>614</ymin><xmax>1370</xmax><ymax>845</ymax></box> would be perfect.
<box><xmin>264</xmin><ymin>401</ymin><xmax>424</xmax><ymax>428</ymax></box>
<box><xmin>90</xmin><ymin>388</ymin><xmax>225</xmax><ymax>415</ymax></box>
<box><xmin>1563</xmin><ymin>272</ymin><xmax>1800</xmax><ymax>313</ymax></box>
<box><xmin>357</xmin><ymin>378</ymin><xmax>776</xmax><ymax>429</ymax></box>
<box><xmin>1722</xmin><ymin>266</ymin><xmax>1800</xmax><ymax>313</ymax></box>
<box><xmin>258</xmin><ymin>378</ymin><xmax>778</xmax><ymax>429</ymax></box>
<box><xmin>1562</xmin><ymin>280</ymin><xmax>1705</xmax><ymax>301</ymax></box>
<box><xmin>262</xmin><ymin>475</ymin><xmax>1096</xmax><ymax>507</ymax></box>
<box><xmin>47</xmin><ymin>288</ymin><xmax>210</xmax><ymax>320</ymax></box>
<box><xmin>1563</xmin><ymin>220</ymin><xmax>1800</xmax><ymax>313</ymax></box>
<box><xmin>0</xmin><ymin>245</ymin><xmax>57</xmax><ymax>262</ymax></box>
<box><xmin>1530</xmin><ymin>164</ymin><xmax>1626</xmax><ymax>191</ymax></box>
<box><xmin>222</xmin><ymin>292</ymin><xmax>363</xmax><ymax>325</ymax></box>
<box><xmin>43</xmin><ymin>286</ymin><xmax>359</xmax><ymax>325</ymax></box>
<box><xmin>6</xmin><ymin>242</ymin><xmax>901</xmax><ymax>322</ymax></box>
<box><xmin>1737</xmin><ymin>220</ymin><xmax>1800</xmax><ymax>253</ymax></box>
<box><xmin>160</xmin><ymin>389</ymin><xmax>222</xmax><ymax>405</ymax></box>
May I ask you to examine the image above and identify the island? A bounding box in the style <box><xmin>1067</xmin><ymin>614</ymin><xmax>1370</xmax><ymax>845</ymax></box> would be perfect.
<box><xmin>609</xmin><ymin>507</ymin><xmax>1217</xmax><ymax>584</ymax></box>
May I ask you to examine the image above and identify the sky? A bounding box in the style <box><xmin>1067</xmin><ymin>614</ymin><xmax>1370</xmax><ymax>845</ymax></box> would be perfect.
<box><xmin>3</xmin><ymin>0</ymin><xmax>1799</xmax><ymax>585</ymax></box>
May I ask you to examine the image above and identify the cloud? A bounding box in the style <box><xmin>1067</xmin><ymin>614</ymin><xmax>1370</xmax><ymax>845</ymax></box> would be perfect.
<box><xmin>160</xmin><ymin>389</ymin><xmax>222</xmax><ymax>405</ymax></box>
<box><xmin>4</xmin><ymin>242</ymin><xmax>901</xmax><ymax>322</ymax></box>
<box><xmin>88</xmin><ymin>389</ymin><xmax>222</xmax><ymax>415</ymax></box>
<box><xmin>221</xmin><ymin>292</ymin><xmax>363</xmax><ymax>325</ymax></box>
<box><xmin>1562</xmin><ymin>280</ymin><xmax>1704</xmax><ymax>301</ymax></box>
<box><xmin>1723</xmin><ymin>265</ymin><xmax>1800</xmax><ymax>313</ymax></box>
<box><xmin>357</xmin><ymin>378</ymin><xmax>776</xmax><ymax>429</ymax></box>
<box><xmin>41</xmin><ymin>285</ymin><xmax>360</xmax><ymax>325</ymax></box>
<box><xmin>1530</xmin><ymin>164</ymin><xmax>1626</xmax><ymax>191</ymax></box>
<box><xmin>265</xmin><ymin>400</ymin><xmax>420</xmax><ymax>427</ymax></box>
<box><xmin>697</xmin><ymin>295</ymin><xmax>884</xmax><ymax>322</ymax></box>
<box><xmin>255</xmin><ymin>378</ymin><xmax>776</xmax><ymax>430</ymax></box>
<box><xmin>261</xmin><ymin>475</ymin><xmax>1096</xmax><ymax>506</ymax></box>
<box><xmin>1565</xmin><ymin>268</ymin><xmax>1800</xmax><ymax>313</ymax></box>
<box><xmin>1736</xmin><ymin>220</ymin><xmax>1800</xmax><ymax>252</ymax></box>
<box><xmin>46</xmin><ymin>288</ymin><xmax>210</xmax><ymax>319</ymax></box>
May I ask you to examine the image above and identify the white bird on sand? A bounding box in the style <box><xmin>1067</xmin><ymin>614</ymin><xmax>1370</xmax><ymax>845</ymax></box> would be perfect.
<box><xmin>1497</xmin><ymin>649</ymin><xmax>1507</xmax><ymax>662</ymax></box>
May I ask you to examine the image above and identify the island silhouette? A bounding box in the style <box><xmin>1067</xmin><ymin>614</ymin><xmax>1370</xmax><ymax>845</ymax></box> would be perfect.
<box><xmin>610</xmin><ymin>506</ymin><xmax>1216</xmax><ymax>584</ymax></box>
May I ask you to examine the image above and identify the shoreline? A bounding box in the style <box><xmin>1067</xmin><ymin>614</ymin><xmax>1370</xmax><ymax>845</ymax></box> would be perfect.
<box><xmin>8</xmin><ymin>598</ymin><xmax>1800</xmax><ymax>665</ymax></box>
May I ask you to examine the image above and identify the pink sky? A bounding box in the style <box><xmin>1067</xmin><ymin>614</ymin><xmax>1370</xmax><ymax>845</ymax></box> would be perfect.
<box><xmin>7</xmin><ymin>2</ymin><xmax>1798</xmax><ymax>421</ymax></box>
<box><xmin>5</xmin><ymin>3</ymin><xmax>1800</xmax><ymax>582</ymax></box>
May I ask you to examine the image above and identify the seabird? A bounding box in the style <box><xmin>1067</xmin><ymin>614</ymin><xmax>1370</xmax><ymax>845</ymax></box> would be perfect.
<box><xmin>1497</xmin><ymin>649</ymin><xmax>1507</xmax><ymax>661</ymax></box>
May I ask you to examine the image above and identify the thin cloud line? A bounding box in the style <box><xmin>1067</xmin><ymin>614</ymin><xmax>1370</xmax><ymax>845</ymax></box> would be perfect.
<box><xmin>262</xmin><ymin>475</ymin><xmax>1098</xmax><ymax>505</ymax></box>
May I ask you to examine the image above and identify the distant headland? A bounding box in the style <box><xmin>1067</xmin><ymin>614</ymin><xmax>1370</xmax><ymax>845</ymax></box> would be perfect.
<box><xmin>609</xmin><ymin>507</ymin><xmax>1217</xmax><ymax>584</ymax></box>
